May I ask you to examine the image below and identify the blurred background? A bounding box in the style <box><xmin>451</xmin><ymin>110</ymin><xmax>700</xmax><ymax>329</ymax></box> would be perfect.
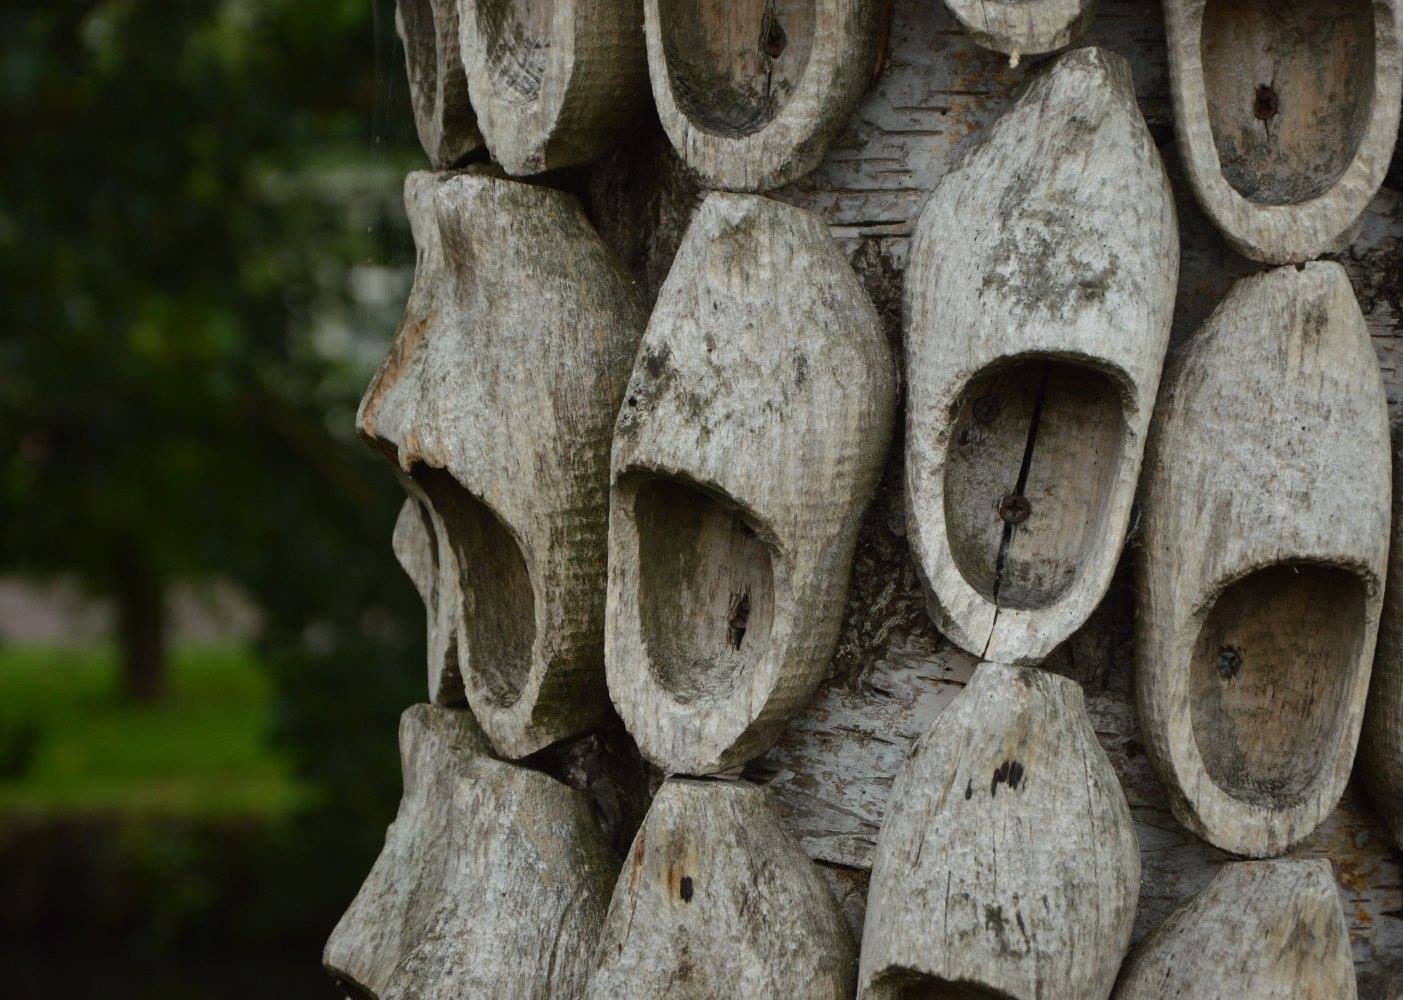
<box><xmin>1</xmin><ymin>2</ymin><xmax>426</xmax><ymax>995</ymax></box>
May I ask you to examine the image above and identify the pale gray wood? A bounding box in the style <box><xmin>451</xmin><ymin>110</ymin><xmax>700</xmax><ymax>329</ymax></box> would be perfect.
<box><xmin>944</xmin><ymin>0</ymin><xmax>1099</xmax><ymax>61</ymax></box>
<box><xmin>1165</xmin><ymin>0</ymin><xmax>1403</xmax><ymax>264</ymax></box>
<box><xmin>1112</xmin><ymin>859</ymin><xmax>1357</xmax><ymax>1000</ymax></box>
<box><xmin>459</xmin><ymin>0</ymin><xmax>649</xmax><ymax>175</ymax></box>
<box><xmin>904</xmin><ymin>47</ymin><xmax>1178</xmax><ymax>667</ymax></box>
<box><xmin>580</xmin><ymin>0</ymin><xmax>1403</xmax><ymax>987</ymax></box>
<box><xmin>858</xmin><ymin>662</ymin><xmax>1139</xmax><ymax>1000</ymax></box>
<box><xmin>397</xmin><ymin>0</ymin><xmax>483</xmax><ymax>167</ymax></box>
<box><xmin>643</xmin><ymin>0</ymin><xmax>884</xmax><ymax>191</ymax></box>
<box><xmin>585</xmin><ymin>777</ymin><xmax>856</xmax><ymax>999</ymax></box>
<box><xmin>392</xmin><ymin>498</ymin><xmax>463</xmax><ymax>705</ymax></box>
<box><xmin>1138</xmin><ymin>262</ymin><xmax>1392</xmax><ymax>858</ymax></box>
<box><xmin>359</xmin><ymin>170</ymin><xmax>647</xmax><ymax>758</ymax></box>
<box><xmin>1362</xmin><ymin>438</ymin><xmax>1403</xmax><ymax>853</ymax></box>
<box><xmin>323</xmin><ymin>704</ymin><xmax>619</xmax><ymax>1000</ymax></box>
<box><xmin>607</xmin><ymin>192</ymin><xmax>896</xmax><ymax>775</ymax></box>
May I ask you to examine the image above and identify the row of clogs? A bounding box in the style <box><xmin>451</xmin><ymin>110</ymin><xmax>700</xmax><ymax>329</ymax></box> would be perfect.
<box><xmin>395</xmin><ymin>0</ymin><xmax>1402</xmax><ymax>261</ymax></box>
<box><xmin>322</xmin><ymin>696</ymin><xmax>1360</xmax><ymax>998</ymax></box>
<box><xmin>357</xmin><ymin>172</ymin><xmax>894</xmax><ymax>768</ymax></box>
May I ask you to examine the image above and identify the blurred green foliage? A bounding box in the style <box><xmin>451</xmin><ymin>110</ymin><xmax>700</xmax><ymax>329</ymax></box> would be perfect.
<box><xmin>0</xmin><ymin>644</ymin><xmax>301</xmax><ymax>817</ymax></box>
<box><xmin>0</xmin><ymin>0</ymin><xmax>428</xmax><ymax>981</ymax></box>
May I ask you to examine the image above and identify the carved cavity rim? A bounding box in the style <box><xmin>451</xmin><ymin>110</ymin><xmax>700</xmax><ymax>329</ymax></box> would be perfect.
<box><xmin>631</xmin><ymin>475</ymin><xmax>778</xmax><ymax>705</ymax></box>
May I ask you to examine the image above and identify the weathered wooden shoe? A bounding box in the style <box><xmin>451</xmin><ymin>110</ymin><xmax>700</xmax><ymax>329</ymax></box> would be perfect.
<box><xmin>1112</xmin><ymin>859</ymin><xmax>1357</xmax><ymax>1000</ymax></box>
<box><xmin>1138</xmin><ymin>262</ymin><xmax>1391</xmax><ymax>858</ymax></box>
<box><xmin>359</xmin><ymin>171</ymin><xmax>647</xmax><ymax>759</ymax></box>
<box><xmin>905</xmin><ymin>47</ymin><xmax>1178</xmax><ymax>666</ymax></box>
<box><xmin>643</xmin><ymin>0</ymin><xmax>883</xmax><ymax>191</ymax></box>
<box><xmin>585</xmin><ymin>778</ymin><xmax>856</xmax><ymax>999</ymax></box>
<box><xmin>1165</xmin><ymin>0</ymin><xmax>1403</xmax><ymax>264</ymax></box>
<box><xmin>397</xmin><ymin>0</ymin><xmax>482</xmax><ymax>167</ymax></box>
<box><xmin>323</xmin><ymin>705</ymin><xmax>619</xmax><ymax>1000</ymax></box>
<box><xmin>858</xmin><ymin>662</ymin><xmax>1140</xmax><ymax>1000</ymax></box>
<box><xmin>944</xmin><ymin>0</ymin><xmax>1099</xmax><ymax>61</ymax></box>
<box><xmin>392</xmin><ymin>498</ymin><xmax>466</xmax><ymax>705</ymax></box>
<box><xmin>1361</xmin><ymin>440</ymin><xmax>1403</xmax><ymax>852</ymax></box>
<box><xmin>607</xmin><ymin>193</ymin><xmax>896</xmax><ymax>774</ymax></box>
<box><xmin>459</xmin><ymin>0</ymin><xmax>649</xmax><ymax>175</ymax></box>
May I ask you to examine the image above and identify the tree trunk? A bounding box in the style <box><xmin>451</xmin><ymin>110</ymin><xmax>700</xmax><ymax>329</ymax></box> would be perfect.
<box><xmin>113</xmin><ymin>546</ymin><xmax>166</xmax><ymax>703</ymax></box>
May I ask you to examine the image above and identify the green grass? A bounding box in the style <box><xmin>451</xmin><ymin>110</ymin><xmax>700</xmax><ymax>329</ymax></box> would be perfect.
<box><xmin>0</xmin><ymin>645</ymin><xmax>304</xmax><ymax>819</ymax></box>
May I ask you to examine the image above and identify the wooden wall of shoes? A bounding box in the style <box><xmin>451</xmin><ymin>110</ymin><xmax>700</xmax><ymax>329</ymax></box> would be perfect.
<box><xmin>328</xmin><ymin>0</ymin><xmax>1403</xmax><ymax>997</ymax></box>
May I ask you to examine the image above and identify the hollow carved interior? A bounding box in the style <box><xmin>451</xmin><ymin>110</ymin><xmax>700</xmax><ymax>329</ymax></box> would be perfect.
<box><xmin>1202</xmin><ymin>0</ymin><xmax>1375</xmax><ymax>205</ymax></box>
<box><xmin>475</xmin><ymin>0</ymin><xmax>556</xmax><ymax>104</ymax></box>
<box><xmin>660</xmin><ymin>0</ymin><xmax>816</xmax><ymax>136</ymax></box>
<box><xmin>633</xmin><ymin>477</ymin><xmax>776</xmax><ymax>704</ymax></box>
<box><xmin>943</xmin><ymin>359</ymin><xmax>1125</xmax><ymax>612</ymax></box>
<box><xmin>412</xmin><ymin>465</ymin><xmax>535</xmax><ymax>709</ymax></box>
<box><xmin>880</xmin><ymin>971</ymin><xmax>1012</xmax><ymax>1000</ymax></box>
<box><xmin>399</xmin><ymin>0</ymin><xmax>441</xmax><ymax>122</ymax></box>
<box><xmin>1190</xmin><ymin>563</ymin><xmax>1366</xmax><ymax>807</ymax></box>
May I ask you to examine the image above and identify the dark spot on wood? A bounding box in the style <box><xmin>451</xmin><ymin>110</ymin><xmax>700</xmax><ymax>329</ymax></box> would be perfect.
<box><xmin>1216</xmin><ymin>645</ymin><xmax>1243</xmax><ymax>680</ymax></box>
<box><xmin>762</xmin><ymin>17</ymin><xmax>787</xmax><ymax>59</ymax></box>
<box><xmin>1254</xmin><ymin>84</ymin><xmax>1279</xmax><ymax>121</ymax></box>
<box><xmin>990</xmin><ymin>759</ymin><xmax>1024</xmax><ymax>796</ymax></box>
<box><xmin>679</xmin><ymin>875</ymin><xmax>694</xmax><ymax>902</ymax></box>
<box><xmin>998</xmin><ymin>492</ymin><xmax>1031</xmax><ymax>526</ymax></box>
<box><xmin>727</xmin><ymin>589</ymin><xmax>751</xmax><ymax>650</ymax></box>
<box><xmin>964</xmin><ymin>779</ymin><xmax>973</xmax><ymax>800</ymax></box>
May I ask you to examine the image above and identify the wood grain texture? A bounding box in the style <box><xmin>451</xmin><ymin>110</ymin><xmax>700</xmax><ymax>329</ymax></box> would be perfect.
<box><xmin>1165</xmin><ymin>0</ymin><xmax>1403</xmax><ymax>263</ymax></box>
<box><xmin>1112</xmin><ymin>859</ymin><xmax>1358</xmax><ymax>1000</ymax></box>
<box><xmin>607</xmin><ymin>192</ymin><xmax>896</xmax><ymax>775</ymax></box>
<box><xmin>392</xmin><ymin>498</ymin><xmax>464</xmax><ymax>706</ymax></box>
<box><xmin>905</xmin><ymin>46</ymin><xmax>1178</xmax><ymax>666</ymax></box>
<box><xmin>359</xmin><ymin>170</ymin><xmax>646</xmax><ymax>758</ymax></box>
<box><xmin>323</xmin><ymin>704</ymin><xmax>619</xmax><ymax>999</ymax></box>
<box><xmin>644</xmin><ymin>0</ymin><xmax>883</xmax><ymax>191</ymax></box>
<box><xmin>858</xmin><ymin>662</ymin><xmax>1139</xmax><ymax>1000</ymax></box>
<box><xmin>585</xmin><ymin>777</ymin><xmax>856</xmax><ymax>999</ymax></box>
<box><xmin>945</xmin><ymin>0</ymin><xmax>1099</xmax><ymax>59</ymax></box>
<box><xmin>560</xmin><ymin>1</ymin><xmax>1403</xmax><ymax>989</ymax></box>
<box><xmin>1363</xmin><ymin>439</ymin><xmax>1403</xmax><ymax>854</ymax></box>
<box><xmin>459</xmin><ymin>0</ymin><xmax>650</xmax><ymax>174</ymax></box>
<box><xmin>397</xmin><ymin>0</ymin><xmax>483</xmax><ymax>167</ymax></box>
<box><xmin>1138</xmin><ymin>262</ymin><xmax>1391</xmax><ymax>858</ymax></box>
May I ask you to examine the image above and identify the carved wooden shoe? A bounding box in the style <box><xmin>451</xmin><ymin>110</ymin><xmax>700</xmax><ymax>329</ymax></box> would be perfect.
<box><xmin>643</xmin><ymin>0</ymin><xmax>883</xmax><ymax>191</ymax></box>
<box><xmin>1363</xmin><ymin>441</ymin><xmax>1403</xmax><ymax>852</ymax></box>
<box><xmin>905</xmin><ymin>47</ymin><xmax>1178</xmax><ymax>666</ymax></box>
<box><xmin>392</xmin><ymin>498</ymin><xmax>465</xmax><ymax>704</ymax></box>
<box><xmin>1138</xmin><ymin>262</ymin><xmax>1391</xmax><ymax>858</ymax></box>
<box><xmin>1113</xmin><ymin>859</ymin><xmax>1357</xmax><ymax>1000</ymax></box>
<box><xmin>323</xmin><ymin>705</ymin><xmax>619</xmax><ymax>1000</ymax></box>
<box><xmin>459</xmin><ymin>0</ymin><xmax>649</xmax><ymax>175</ymax></box>
<box><xmin>359</xmin><ymin>170</ymin><xmax>647</xmax><ymax>759</ymax></box>
<box><xmin>397</xmin><ymin>0</ymin><xmax>482</xmax><ymax>167</ymax></box>
<box><xmin>944</xmin><ymin>0</ymin><xmax>1099</xmax><ymax>61</ymax></box>
<box><xmin>607</xmin><ymin>193</ymin><xmax>896</xmax><ymax>774</ymax></box>
<box><xmin>1165</xmin><ymin>0</ymin><xmax>1403</xmax><ymax>264</ymax></box>
<box><xmin>585</xmin><ymin>778</ymin><xmax>856</xmax><ymax>999</ymax></box>
<box><xmin>858</xmin><ymin>662</ymin><xmax>1140</xmax><ymax>1000</ymax></box>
